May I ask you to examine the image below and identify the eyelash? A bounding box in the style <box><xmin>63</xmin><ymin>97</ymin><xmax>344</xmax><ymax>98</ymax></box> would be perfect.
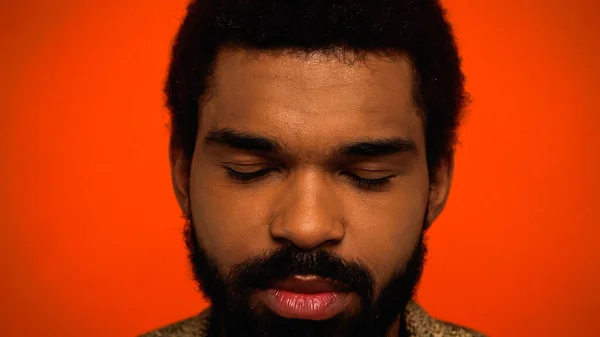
<box><xmin>345</xmin><ymin>173</ymin><xmax>394</xmax><ymax>189</ymax></box>
<box><xmin>225</xmin><ymin>167</ymin><xmax>276</xmax><ymax>182</ymax></box>
<box><xmin>225</xmin><ymin>167</ymin><xmax>395</xmax><ymax>190</ymax></box>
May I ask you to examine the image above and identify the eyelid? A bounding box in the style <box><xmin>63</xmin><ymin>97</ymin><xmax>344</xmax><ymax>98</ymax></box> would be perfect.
<box><xmin>346</xmin><ymin>172</ymin><xmax>396</xmax><ymax>179</ymax></box>
<box><xmin>344</xmin><ymin>172</ymin><xmax>396</xmax><ymax>190</ymax></box>
<box><xmin>349</xmin><ymin>166</ymin><xmax>393</xmax><ymax>171</ymax></box>
<box><xmin>225</xmin><ymin>162</ymin><xmax>271</xmax><ymax>170</ymax></box>
<box><xmin>224</xmin><ymin>166</ymin><xmax>276</xmax><ymax>183</ymax></box>
<box><xmin>352</xmin><ymin>169</ymin><xmax>392</xmax><ymax>174</ymax></box>
<box><xmin>224</xmin><ymin>161</ymin><xmax>270</xmax><ymax>166</ymax></box>
<box><xmin>348</xmin><ymin>168</ymin><xmax>395</xmax><ymax>176</ymax></box>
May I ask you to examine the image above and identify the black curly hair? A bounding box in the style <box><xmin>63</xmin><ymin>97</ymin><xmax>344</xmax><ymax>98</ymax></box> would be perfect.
<box><xmin>166</xmin><ymin>0</ymin><xmax>467</xmax><ymax>177</ymax></box>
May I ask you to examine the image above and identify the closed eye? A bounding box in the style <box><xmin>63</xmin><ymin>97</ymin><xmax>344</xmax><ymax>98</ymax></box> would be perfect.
<box><xmin>224</xmin><ymin>166</ymin><xmax>396</xmax><ymax>190</ymax></box>
<box><xmin>343</xmin><ymin>172</ymin><xmax>396</xmax><ymax>190</ymax></box>
<box><xmin>225</xmin><ymin>167</ymin><xmax>276</xmax><ymax>182</ymax></box>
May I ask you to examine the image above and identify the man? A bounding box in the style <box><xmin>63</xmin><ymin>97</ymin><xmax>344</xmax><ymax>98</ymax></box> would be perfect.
<box><xmin>143</xmin><ymin>0</ymin><xmax>485</xmax><ymax>336</ymax></box>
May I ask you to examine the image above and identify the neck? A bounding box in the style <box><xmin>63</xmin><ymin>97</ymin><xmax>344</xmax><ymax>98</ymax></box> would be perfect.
<box><xmin>395</xmin><ymin>311</ymin><xmax>410</xmax><ymax>337</ymax></box>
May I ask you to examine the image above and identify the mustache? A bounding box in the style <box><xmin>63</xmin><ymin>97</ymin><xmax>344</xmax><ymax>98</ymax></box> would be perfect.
<box><xmin>226</xmin><ymin>245</ymin><xmax>375</xmax><ymax>299</ymax></box>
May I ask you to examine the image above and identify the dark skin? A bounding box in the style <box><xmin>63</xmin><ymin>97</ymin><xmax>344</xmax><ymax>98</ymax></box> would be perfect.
<box><xmin>171</xmin><ymin>49</ymin><xmax>453</xmax><ymax>337</ymax></box>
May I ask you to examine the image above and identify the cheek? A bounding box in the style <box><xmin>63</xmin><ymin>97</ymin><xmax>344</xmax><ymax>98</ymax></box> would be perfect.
<box><xmin>342</xmin><ymin>169</ymin><xmax>429</xmax><ymax>287</ymax></box>
<box><xmin>188</xmin><ymin>164</ymin><xmax>274</xmax><ymax>271</ymax></box>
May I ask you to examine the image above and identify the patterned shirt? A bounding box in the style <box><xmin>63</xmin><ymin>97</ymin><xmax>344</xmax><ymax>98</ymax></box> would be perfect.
<box><xmin>140</xmin><ymin>301</ymin><xmax>486</xmax><ymax>337</ymax></box>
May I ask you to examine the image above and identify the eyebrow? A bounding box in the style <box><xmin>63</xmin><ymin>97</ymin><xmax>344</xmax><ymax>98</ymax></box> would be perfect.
<box><xmin>204</xmin><ymin>128</ymin><xmax>283</xmax><ymax>153</ymax></box>
<box><xmin>334</xmin><ymin>138</ymin><xmax>417</xmax><ymax>157</ymax></box>
<box><xmin>203</xmin><ymin>128</ymin><xmax>416</xmax><ymax>157</ymax></box>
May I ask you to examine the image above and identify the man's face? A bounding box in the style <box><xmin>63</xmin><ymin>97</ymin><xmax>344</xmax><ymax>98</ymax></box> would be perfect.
<box><xmin>172</xmin><ymin>49</ymin><xmax>450</xmax><ymax>337</ymax></box>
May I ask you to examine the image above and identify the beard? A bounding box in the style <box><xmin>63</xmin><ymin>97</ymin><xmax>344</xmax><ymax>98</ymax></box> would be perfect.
<box><xmin>183</xmin><ymin>215</ymin><xmax>428</xmax><ymax>337</ymax></box>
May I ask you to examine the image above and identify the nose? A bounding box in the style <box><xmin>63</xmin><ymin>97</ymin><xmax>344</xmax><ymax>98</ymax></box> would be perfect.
<box><xmin>269</xmin><ymin>169</ymin><xmax>345</xmax><ymax>250</ymax></box>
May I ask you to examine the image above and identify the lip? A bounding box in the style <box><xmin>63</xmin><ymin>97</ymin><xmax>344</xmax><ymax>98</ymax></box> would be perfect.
<box><xmin>259</xmin><ymin>275</ymin><xmax>351</xmax><ymax>320</ymax></box>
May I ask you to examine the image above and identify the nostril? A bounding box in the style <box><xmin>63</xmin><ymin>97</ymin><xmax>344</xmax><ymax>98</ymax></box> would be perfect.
<box><xmin>271</xmin><ymin>236</ymin><xmax>294</xmax><ymax>246</ymax></box>
<box><xmin>322</xmin><ymin>238</ymin><xmax>343</xmax><ymax>247</ymax></box>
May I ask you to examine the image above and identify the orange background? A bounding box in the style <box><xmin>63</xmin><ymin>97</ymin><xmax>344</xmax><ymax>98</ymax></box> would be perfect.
<box><xmin>1</xmin><ymin>0</ymin><xmax>599</xmax><ymax>336</ymax></box>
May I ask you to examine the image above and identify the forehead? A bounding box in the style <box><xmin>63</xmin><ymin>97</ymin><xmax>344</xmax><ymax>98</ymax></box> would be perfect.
<box><xmin>199</xmin><ymin>48</ymin><xmax>422</xmax><ymax>153</ymax></box>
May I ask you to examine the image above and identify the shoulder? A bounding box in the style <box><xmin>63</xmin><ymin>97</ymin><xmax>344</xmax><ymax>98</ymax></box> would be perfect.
<box><xmin>138</xmin><ymin>309</ymin><xmax>211</xmax><ymax>337</ymax></box>
<box><xmin>406</xmin><ymin>301</ymin><xmax>487</xmax><ymax>337</ymax></box>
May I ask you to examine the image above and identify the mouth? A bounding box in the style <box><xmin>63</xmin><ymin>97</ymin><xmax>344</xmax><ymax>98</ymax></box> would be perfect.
<box><xmin>258</xmin><ymin>275</ymin><xmax>352</xmax><ymax>320</ymax></box>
